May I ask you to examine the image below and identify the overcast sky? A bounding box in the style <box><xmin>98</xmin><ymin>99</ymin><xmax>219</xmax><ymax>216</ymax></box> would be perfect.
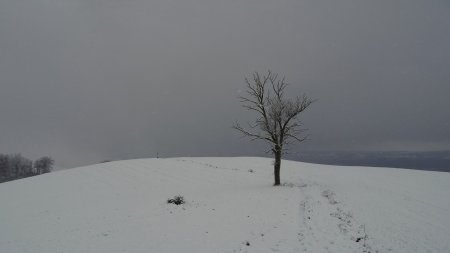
<box><xmin>1</xmin><ymin>0</ymin><xmax>449</xmax><ymax>168</ymax></box>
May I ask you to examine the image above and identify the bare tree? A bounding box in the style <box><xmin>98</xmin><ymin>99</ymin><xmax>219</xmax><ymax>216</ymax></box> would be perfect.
<box><xmin>233</xmin><ymin>71</ymin><xmax>314</xmax><ymax>185</ymax></box>
<box><xmin>34</xmin><ymin>156</ymin><xmax>54</xmax><ymax>174</ymax></box>
<box><xmin>0</xmin><ymin>154</ymin><xmax>55</xmax><ymax>183</ymax></box>
<box><xmin>0</xmin><ymin>154</ymin><xmax>9</xmax><ymax>182</ymax></box>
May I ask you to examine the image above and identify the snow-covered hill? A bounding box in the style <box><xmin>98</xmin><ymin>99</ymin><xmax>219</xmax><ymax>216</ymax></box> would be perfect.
<box><xmin>1</xmin><ymin>157</ymin><xmax>449</xmax><ymax>253</ymax></box>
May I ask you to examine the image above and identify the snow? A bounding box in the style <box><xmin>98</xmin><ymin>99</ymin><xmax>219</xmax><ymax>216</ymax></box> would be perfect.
<box><xmin>1</xmin><ymin>157</ymin><xmax>449</xmax><ymax>253</ymax></box>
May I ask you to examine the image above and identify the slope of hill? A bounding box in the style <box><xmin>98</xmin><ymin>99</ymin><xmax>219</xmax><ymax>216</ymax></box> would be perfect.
<box><xmin>1</xmin><ymin>157</ymin><xmax>449</xmax><ymax>253</ymax></box>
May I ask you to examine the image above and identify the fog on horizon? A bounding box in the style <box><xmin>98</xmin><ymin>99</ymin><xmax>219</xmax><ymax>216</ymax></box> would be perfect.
<box><xmin>1</xmin><ymin>0</ymin><xmax>449</xmax><ymax>169</ymax></box>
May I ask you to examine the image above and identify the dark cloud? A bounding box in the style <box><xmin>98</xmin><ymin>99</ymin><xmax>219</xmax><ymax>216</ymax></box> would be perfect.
<box><xmin>1</xmin><ymin>0</ymin><xmax>449</xmax><ymax>168</ymax></box>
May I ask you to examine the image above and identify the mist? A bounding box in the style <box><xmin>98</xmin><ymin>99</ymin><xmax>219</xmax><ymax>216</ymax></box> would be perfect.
<box><xmin>1</xmin><ymin>0</ymin><xmax>449</xmax><ymax>169</ymax></box>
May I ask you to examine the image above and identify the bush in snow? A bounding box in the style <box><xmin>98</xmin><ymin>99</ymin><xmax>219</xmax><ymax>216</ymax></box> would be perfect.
<box><xmin>167</xmin><ymin>195</ymin><xmax>185</xmax><ymax>205</ymax></box>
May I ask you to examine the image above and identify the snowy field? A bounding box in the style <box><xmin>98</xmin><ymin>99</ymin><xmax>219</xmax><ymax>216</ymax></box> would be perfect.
<box><xmin>1</xmin><ymin>157</ymin><xmax>449</xmax><ymax>253</ymax></box>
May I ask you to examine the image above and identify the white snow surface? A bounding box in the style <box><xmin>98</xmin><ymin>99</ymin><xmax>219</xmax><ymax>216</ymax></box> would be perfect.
<box><xmin>1</xmin><ymin>157</ymin><xmax>449</xmax><ymax>253</ymax></box>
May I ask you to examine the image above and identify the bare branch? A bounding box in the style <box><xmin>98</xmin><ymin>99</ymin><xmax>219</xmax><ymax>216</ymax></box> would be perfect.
<box><xmin>234</xmin><ymin>70</ymin><xmax>314</xmax><ymax>149</ymax></box>
<box><xmin>232</xmin><ymin>122</ymin><xmax>273</xmax><ymax>143</ymax></box>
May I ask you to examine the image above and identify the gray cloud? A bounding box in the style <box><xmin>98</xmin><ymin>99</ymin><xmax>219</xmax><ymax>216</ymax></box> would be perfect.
<box><xmin>1</xmin><ymin>0</ymin><xmax>449</xmax><ymax>168</ymax></box>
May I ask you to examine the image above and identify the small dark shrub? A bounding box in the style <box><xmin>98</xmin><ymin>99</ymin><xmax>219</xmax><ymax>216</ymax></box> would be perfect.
<box><xmin>167</xmin><ymin>195</ymin><xmax>185</xmax><ymax>205</ymax></box>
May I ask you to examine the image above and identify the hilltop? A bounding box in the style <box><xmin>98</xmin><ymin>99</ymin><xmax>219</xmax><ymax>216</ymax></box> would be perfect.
<box><xmin>1</xmin><ymin>157</ymin><xmax>449</xmax><ymax>252</ymax></box>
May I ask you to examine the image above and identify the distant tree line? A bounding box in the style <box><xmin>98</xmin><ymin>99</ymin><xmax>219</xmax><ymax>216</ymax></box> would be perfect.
<box><xmin>0</xmin><ymin>154</ymin><xmax>54</xmax><ymax>183</ymax></box>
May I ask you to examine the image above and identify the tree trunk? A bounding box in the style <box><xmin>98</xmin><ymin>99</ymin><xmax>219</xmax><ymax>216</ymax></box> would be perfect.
<box><xmin>274</xmin><ymin>149</ymin><xmax>281</xmax><ymax>186</ymax></box>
